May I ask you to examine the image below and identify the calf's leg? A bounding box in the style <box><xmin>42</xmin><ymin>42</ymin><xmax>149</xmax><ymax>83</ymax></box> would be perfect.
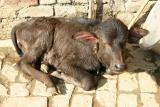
<box><xmin>51</xmin><ymin>67</ymin><xmax>98</xmax><ymax>91</ymax></box>
<box><xmin>16</xmin><ymin>40</ymin><xmax>55</xmax><ymax>87</ymax></box>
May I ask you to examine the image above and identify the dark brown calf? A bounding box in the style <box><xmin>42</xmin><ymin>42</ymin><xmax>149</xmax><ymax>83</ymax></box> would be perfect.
<box><xmin>11</xmin><ymin>17</ymin><xmax>148</xmax><ymax>91</ymax></box>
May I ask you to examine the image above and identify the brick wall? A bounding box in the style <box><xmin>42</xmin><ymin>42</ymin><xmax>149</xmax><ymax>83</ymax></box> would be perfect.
<box><xmin>0</xmin><ymin>0</ymin><xmax>156</xmax><ymax>39</ymax></box>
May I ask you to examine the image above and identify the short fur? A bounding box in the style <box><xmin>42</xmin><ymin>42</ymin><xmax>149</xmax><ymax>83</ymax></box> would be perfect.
<box><xmin>11</xmin><ymin>17</ymin><xmax>147</xmax><ymax>91</ymax></box>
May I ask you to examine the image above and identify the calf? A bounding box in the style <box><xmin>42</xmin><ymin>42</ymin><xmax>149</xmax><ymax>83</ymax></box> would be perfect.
<box><xmin>11</xmin><ymin>17</ymin><xmax>147</xmax><ymax>91</ymax></box>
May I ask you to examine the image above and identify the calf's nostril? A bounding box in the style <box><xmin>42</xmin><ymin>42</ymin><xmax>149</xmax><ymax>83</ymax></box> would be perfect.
<box><xmin>115</xmin><ymin>64</ymin><xmax>125</xmax><ymax>70</ymax></box>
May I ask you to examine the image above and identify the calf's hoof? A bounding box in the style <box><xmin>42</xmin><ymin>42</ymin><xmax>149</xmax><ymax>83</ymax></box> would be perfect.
<box><xmin>81</xmin><ymin>77</ymin><xmax>97</xmax><ymax>91</ymax></box>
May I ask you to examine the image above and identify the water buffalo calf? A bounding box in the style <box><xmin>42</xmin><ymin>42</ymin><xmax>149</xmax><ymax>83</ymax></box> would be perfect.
<box><xmin>11</xmin><ymin>17</ymin><xmax>148</xmax><ymax>91</ymax></box>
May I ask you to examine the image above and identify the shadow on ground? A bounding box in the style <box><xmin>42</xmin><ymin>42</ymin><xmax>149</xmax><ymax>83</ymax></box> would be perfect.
<box><xmin>125</xmin><ymin>44</ymin><xmax>160</xmax><ymax>87</ymax></box>
<box><xmin>0</xmin><ymin>44</ymin><xmax>160</xmax><ymax>92</ymax></box>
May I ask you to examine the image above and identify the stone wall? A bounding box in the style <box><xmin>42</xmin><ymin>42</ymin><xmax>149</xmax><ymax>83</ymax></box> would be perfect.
<box><xmin>0</xmin><ymin>0</ymin><xmax>157</xmax><ymax>39</ymax></box>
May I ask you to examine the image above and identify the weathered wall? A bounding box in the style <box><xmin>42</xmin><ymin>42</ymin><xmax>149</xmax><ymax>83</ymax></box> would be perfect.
<box><xmin>0</xmin><ymin>0</ymin><xmax>156</xmax><ymax>39</ymax></box>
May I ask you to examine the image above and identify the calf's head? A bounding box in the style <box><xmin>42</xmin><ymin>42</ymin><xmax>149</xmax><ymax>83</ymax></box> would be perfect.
<box><xmin>74</xmin><ymin>18</ymin><xmax>148</xmax><ymax>75</ymax></box>
<box><xmin>95</xmin><ymin>19</ymin><xmax>148</xmax><ymax>74</ymax></box>
<box><xmin>73</xmin><ymin>22</ymin><xmax>126</xmax><ymax>75</ymax></box>
<box><xmin>95</xmin><ymin>19</ymin><xmax>128</xmax><ymax>74</ymax></box>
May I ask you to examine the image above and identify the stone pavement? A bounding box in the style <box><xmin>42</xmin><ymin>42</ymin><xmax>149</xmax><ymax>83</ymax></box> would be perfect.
<box><xmin>0</xmin><ymin>43</ymin><xmax>160</xmax><ymax>107</ymax></box>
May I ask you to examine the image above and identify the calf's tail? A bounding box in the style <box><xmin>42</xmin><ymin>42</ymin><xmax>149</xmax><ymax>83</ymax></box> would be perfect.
<box><xmin>11</xmin><ymin>26</ymin><xmax>23</xmax><ymax>57</ymax></box>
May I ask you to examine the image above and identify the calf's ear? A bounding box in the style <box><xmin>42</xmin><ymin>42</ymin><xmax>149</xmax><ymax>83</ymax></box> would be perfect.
<box><xmin>128</xmin><ymin>26</ymin><xmax>149</xmax><ymax>44</ymax></box>
<box><xmin>73</xmin><ymin>31</ymin><xmax>98</xmax><ymax>45</ymax></box>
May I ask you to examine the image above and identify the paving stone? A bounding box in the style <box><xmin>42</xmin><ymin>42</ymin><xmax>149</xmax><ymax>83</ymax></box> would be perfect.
<box><xmin>103</xmin><ymin>73</ymin><xmax>118</xmax><ymax>79</ymax></box>
<box><xmin>30</xmin><ymin>80</ymin><xmax>56</xmax><ymax>96</ymax></box>
<box><xmin>125</xmin><ymin>0</ymin><xmax>144</xmax><ymax>12</ymax></box>
<box><xmin>0</xmin><ymin>51</ymin><xmax>6</xmax><ymax>59</ymax></box>
<box><xmin>0</xmin><ymin>74</ymin><xmax>9</xmax><ymax>88</ymax></box>
<box><xmin>18</xmin><ymin>6</ymin><xmax>53</xmax><ymax>17</ymax></box>
<box><xmin>54</xmin><ymin>5</ymin><xmax>88</xmax><ymax>17</ymax></box>
<box><xmin>0</xmin><ymin>18</ymin><xmax>26</xmax><ymax>39</ymax></box>
<box><xmin>0</xmin><ymin>48</ymin><xmax>19</xmax><ymax>62</ymax></box>
<box><xmin>94</xmin><ymin>91</ymin><xmax>116</xmax><ymax>107</ymax></box>
<box><xmin>138</xmin><ymin>72</ymin><xmax>158</xmax><ymax>93</ymax></box>
<box><xmin>49</xmin><ymin>84</ymin><xmax>74</xmax><ymax>107</ymax></box>
<box><xmin>0</xmin><ymin>48</ymin><xmax>11</xmax><ymax>59</ymax></box>
<box><xmin>39</xmin><ymin>0</ymin><xmax>56</xmax><ymax>4</ymax></box>
<box><xmin>0</xmin><ymin>40</ymin><xmax>14</xmax><ymax>48</ymax></box>
<box><xmin>0</xmin><ymin>6</ymin><xmax>22</xmax><ymax>18</ymax></box>
<box><xmin>0</xmin><ymin>60</ymin><xmax>2</xmax><ymax>70</ymax></box>
<box><xmin>97</xmin><ymin>78</ymin><xmax>117</xmax><ymax>92</ymax></box>
<box><xmin>70</xmin><ymin>94</ymin><xmax>93</xmax><ymax>107</ymax></box>
<box><xmin>0</xmin><ymin>97</ymin><xmax>47</xmax><ymax>107</ymax></box>
<box><xmin>102</xmin><ymin>0</ymin><xmax>127</xmax><ymax>20</ymax></box>
<box><xmin>141</xmin><ymin>93</ymin><xmax>159</xmax><ymax>107</ymax></box>
<box><xmin>116</xmin><ymin>12</ymin><xmax>135</xmax><ymax>25</ymax></box>
<box><xmin>101</xmin><ymin>4</ymin><xmax>111</xmax><ymax>20</ymax></box>
<box><xmin>0</xmin><ymin>0</ymin><xmax>20</xmax><ymax>5</ymax></box>
<box><xmin>0</xmin><ymin>84</ymin><xmax>8</xmax><ymax>96</ymax></box>
<box><xmin>1</xmin><ymin>64</ymin><xmax>19</xmax><ymax>82</ymax></box>
<box><xmin>118</xmin><ymin>72</ymin><xmax>138</xmax><ymax>92</ymax></box>
<box><xmin>103</xmin><ymin>1</ymin><xmax>125</xmax><ymax>13</ymax></box>
<box><xmin>102</xmin><ymin>0</ymin><xmax>110</xmax><ymax>3</ymax></box>
<box><xmin>20</xmin><ymin>0</ymin><xmax>38</xmax><ymax>5</ymax></box>
<box><xmin>75</xmin><ymin>87</ymin><xmax>95</xmax><ymax>94</ymax></box>
<box><xmin>118</xmin><ymin>94</ymin><xmax>137</xmax><ymax>107</ymax></box>
<box><xmin>0</xmin><ymin>0</ymin><xmax>38</xmax><ymax>5</ymax></box>
<box><xmin>58</xmin><ymin>0</ymin><xmax>71</xmax><ymax>4</ymax></box>
<box><xmin>9</xmin><ymin>83</ymin><xmax>29</xmax><ymax>96</ymax></box>
<box><xmin>16</xmin><ymin>72</ymin><xmax>31</xmax><ymax>83</ymax></box>
<box><xmin>125</xmin><ymin>1</ymin><xmax>156</xmax><ymax>12</ymax></box>
<box><xmin>73</xmin><ymin>0</ymin><xmax>88</xmax><ymax>3</ymax></box>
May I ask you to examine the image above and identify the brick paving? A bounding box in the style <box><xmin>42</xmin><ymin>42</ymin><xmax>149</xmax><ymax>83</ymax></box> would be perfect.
<box><xmin>0</xmin><ymin>44</ymin><xmax>160</xmax><ymax>107</ymax></box>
